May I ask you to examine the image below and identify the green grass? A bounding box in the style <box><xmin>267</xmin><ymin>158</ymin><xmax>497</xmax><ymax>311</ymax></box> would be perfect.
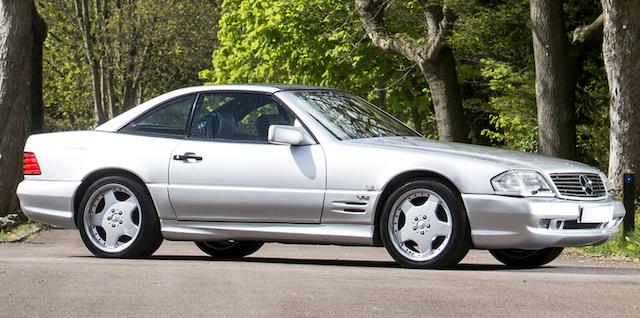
<box><xmin>0</xmin><ymin>222</ymin><xmax>42</xmax><ymax>242</ymax></box>
<box><xmin>582</xmin><ymin>213</ymin><xmax>640</xmax><ymax>259</ymax></box>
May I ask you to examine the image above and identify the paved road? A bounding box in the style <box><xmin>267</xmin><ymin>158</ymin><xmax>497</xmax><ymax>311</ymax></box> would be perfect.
<box><xmin>1</xmin><ymin>229</ymin><xmax>639</xmax><ymax>317</ymax></box>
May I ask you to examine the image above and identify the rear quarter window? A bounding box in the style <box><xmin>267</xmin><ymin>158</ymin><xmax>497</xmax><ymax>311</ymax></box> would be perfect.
<box><xmin>121</xmin><ymin>95</ymin><xmax>196</xmax><ymax>137</ymax></box>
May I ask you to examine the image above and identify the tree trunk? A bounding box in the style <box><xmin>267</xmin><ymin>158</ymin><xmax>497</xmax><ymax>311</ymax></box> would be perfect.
<box><xmin>355</xmin><ymin>0</ymin><xmax>468</xmax><ymax>142</ymax></box>
<box><xmin>136</xmin><ymin>82</ymin><xmax>144</xmax><ymax>105</ymax></box>
<box><xmin>121</xmin><ymin>80</ymin><xmax>137</xmax><ymax>112</ymax></box>
<box><xmin>420</xmin><ymin>47</ymin><xmax>467</xmax><ymax>142</ymax></box>
<box><xmin>30</xmin><ymin>5</ymin><xmax>47</xmax><ymax>133</ymax></box>
<box><xmin>0</xmin><ymin>0</ymin><xmax>34</xmax><ymax>216</ymax></box>
<box><xmin>601</xmin><ymin>0</ymin><xmax>640</xmax><ymax>192</ymax></box>
<box><xmin>102</xmin><ymin>65</ymin><xmax>114</xmax><ymax>118</ymax></box>
<box><xmin>410</xmin><ymin>104</ymin><xmax>423</xmax><ymax>135</ymax></box>
<box><xmin>89</xmin><ymin>60</ymin><xmax>108</xmax><ymax>124</ymax></box>
<box><xmin>530</xmin><ymin>0</ymin><xmax>577</xmax><ymax>159</ymax></box>
<box><xmin>74</xmin><ymin>0</ymin><xmax>109</xmax><ymax>125</ymax></box>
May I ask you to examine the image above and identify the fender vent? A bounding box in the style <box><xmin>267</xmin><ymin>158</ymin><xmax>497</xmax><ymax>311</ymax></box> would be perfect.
<box><xmin>331</xmin><ymin>201</ymin><xmax>367</xmax><ymax>214</ymax></box>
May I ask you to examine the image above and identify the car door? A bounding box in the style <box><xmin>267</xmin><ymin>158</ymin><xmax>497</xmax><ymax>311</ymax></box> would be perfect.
<box><xmin>168</xmin><ymin>92</ymin><xmax>326</xmax><ymax>223</ymax></box>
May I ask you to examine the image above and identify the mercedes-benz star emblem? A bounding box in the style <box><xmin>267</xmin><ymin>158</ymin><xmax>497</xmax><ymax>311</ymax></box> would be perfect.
<box><xmin>579</xmin><ymin>175</ymin><xmax>594</xmax><ymax>195</ymax></box>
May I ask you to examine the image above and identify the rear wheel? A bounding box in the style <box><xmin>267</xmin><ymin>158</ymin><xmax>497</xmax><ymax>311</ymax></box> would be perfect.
<box><xmin>78</xmin><ymin>176</ymin><xmax>163</xmax><ymax>258</ymax></box>
<box><xmin>489</xmin><ymin>247</ymin><xmax>564</xmax><ymax>267</ymax></box>
<box><xmin>194</xmin><ymin>240</ymin><xmax>264</xmax><ymax>258</ymax></box>
<box><xmin>381</xmin><ymin>179</ymin><xmax>471</xmax><ymax>269</ymax></box>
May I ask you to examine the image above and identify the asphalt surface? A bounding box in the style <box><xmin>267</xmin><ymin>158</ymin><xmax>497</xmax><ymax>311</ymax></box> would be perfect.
<box><xmin>1</xmin><ymin>229</ymin><xmax>639</xmax><ymax>317</ymax></box>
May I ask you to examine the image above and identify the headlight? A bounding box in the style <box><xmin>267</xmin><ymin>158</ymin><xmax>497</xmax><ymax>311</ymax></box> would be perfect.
<box><xmin>491</xmin><ymin>170</ymin><xmax>554</xmax><ymax>197</ymax></box>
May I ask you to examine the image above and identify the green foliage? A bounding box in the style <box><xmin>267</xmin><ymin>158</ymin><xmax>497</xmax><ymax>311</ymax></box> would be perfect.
<box><xmin>479</xmin><ymin>59</ymin><xmax>538</xmax><ymax>152</ymax></box>
<box><xmin>202</xmin><ymin>0</ymin><xmax>364</xmax><ymax>86</ymax></box>
<box><xmin>38</xmin><ymin>0</ymin><xmax>220</xmax><ymax>129</ymax></box>
<box><xmin>450</xmin><ymin>0</ymin><xmax>532</xmax><ymax>67</ymax></box>
<box><xmin>575</xmin><ymin>55</ymin><xmax>610</xmax><ymax>172</ymax></box>
<box><xmin>448</xmin><ymin>0</ymin><xmax>537</xmax><ymax>147</ymax></box>
<box><xmin>39</xmin><ymin>0</ymin><xmax>94</xmax><ymax>130</ymax></box>
<box><xmin>120</xmin><ymin>0</ymin><xmax>221</xmax><ymax>98</ymax></box>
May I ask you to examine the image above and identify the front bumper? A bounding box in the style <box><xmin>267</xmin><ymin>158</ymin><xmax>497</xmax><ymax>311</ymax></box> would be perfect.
<box><xmin>462</xmin><ymin>194</ymin><xmax>625</xmax><ymax>250</ymax></box>
<box><xmin>16</xmin><ymin>180</ymin><xmax>79</xmax><ymax>228</ymax></box>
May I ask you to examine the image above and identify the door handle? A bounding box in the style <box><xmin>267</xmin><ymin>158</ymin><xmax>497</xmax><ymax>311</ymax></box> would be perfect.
<box><xmin>172</xmin><ymin>152</ymin><xmax>203</xmax><ymax>161</ymax></box>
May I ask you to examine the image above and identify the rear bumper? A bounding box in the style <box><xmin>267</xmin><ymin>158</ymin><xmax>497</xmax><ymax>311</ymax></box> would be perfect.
<box><xmin>462</xmin><ymin>194</ymin><xmax>625</xmax><ymax>249</ymax></box>
<box><xmin>16</xmin><ymin>180</ymin><xmax>79</xmax><ymax>228</ymax></box>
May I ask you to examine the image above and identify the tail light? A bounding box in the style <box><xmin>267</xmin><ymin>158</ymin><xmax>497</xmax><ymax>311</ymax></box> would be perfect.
<box><xmin>23</xmin><ymin>152</ymin><xmax>41</xmax><ymax>175</ymax></box>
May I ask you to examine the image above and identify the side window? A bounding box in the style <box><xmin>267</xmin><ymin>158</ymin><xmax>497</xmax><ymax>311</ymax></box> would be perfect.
<box><xmin>122</xmin><ymin>95</ymin><xmax>196</xmax><ymax>137</ymax></box>
<box><xmin>189</xmin><ymin>93</ymin><xmax>295</xmax><ymax>142</ymax></box>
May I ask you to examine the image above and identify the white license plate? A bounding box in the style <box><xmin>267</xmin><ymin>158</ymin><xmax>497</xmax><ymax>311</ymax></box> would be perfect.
<box><xmin>579</xmin><ymin>205</ymin><xmax>614</xmax><ymax>223</ymax></box>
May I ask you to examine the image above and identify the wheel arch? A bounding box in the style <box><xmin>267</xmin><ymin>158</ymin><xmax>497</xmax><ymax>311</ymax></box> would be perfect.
<box><xmin>372</xmin><ymin>170</ymin><xmax>466</xmax><ymax>246</ymax></box>
<box><xmin>73</xmin><ymin>168</ymin><xmax>150</xmax><ymax>227</ymax></box>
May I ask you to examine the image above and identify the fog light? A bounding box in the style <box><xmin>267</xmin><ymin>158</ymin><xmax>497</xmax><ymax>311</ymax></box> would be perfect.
<box><xmin>539</xmin><ymin>219</ymin><xmax>550</xmax><ymax>229</ymax></box>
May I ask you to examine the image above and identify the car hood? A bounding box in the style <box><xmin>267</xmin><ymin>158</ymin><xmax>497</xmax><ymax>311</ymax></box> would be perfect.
<box><xmin>346</xmin><ymin>137</ymin><xmax>602</xmax><ymax>174</ymax></box>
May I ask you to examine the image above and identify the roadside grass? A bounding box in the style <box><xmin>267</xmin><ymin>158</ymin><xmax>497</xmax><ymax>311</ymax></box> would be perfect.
<box><xmin>0</xmin><ymin>221</ymin><xmax>42</xmax><ymax>242</ymax></box>
<box><xmin>582</xmin><ymin>213</ymin><xmax>640</xmax><ymax>259</ymax></box>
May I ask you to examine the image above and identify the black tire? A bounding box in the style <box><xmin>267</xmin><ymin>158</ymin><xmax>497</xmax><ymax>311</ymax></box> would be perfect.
<box><xmin>78</xmin><ymin>176</ymin><xmax>163</xmax><ymax>258</ymax></box>
<box><xmin>194</xmin><ymin>240</ymin><xmax>264</xmax><ymax>258</ymax></box>
<box><xmin>489</xmin><ymin>247</ymin><xmax>564</xmax><ymax>267</ymax></box>
<box><xmin>380</xmin><ymin>179</ymin><xmax>471</xmax><ymax>269</ymax></box>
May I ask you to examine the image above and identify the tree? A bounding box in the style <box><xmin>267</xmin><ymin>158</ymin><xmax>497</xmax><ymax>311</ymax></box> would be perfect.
<box><xmin>355</xmin><ymin>0</ymin><xmax>468</xmax><ymax>142</ymax></box>
<box><xmin>601</xmin><ymin>0</ymin><xmax>640</xmax><ymax>192</ymax></box>
<box><xmin>0</xmin><ymin>1</ymin><xmax>45</xmax><ymax>217</ymax></box>
<box><xmin>41</xmin><ymin>0</ymin><xmax>220</xmax><ymax>128</ymax></box>
<box><xmin>530</xmin><ymin>0</ymin><xmax>603</xmax><ymax>159</ymax></box>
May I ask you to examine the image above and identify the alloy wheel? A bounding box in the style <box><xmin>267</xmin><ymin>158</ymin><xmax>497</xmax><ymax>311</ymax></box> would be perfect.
<box><xmin>388</xmin><ymin>189</ymin><xmax>453</xmax><ymax>262</ymax></box>
<box><xmin>82</xmin><ymin>183</ymin><xmax>142</xmax><ymax>253</ymax></box>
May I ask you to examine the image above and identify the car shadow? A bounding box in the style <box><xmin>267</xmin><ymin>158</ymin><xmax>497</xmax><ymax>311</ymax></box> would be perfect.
<box><xmin>71</xmin><ymin>254</ymin><xmax>640</xmax><ymax>274</ymax></box>
<box><xmin>150</xmin><ymin>255</ymin><xmax>401</xmax><ymax>268</ymax></box>
<box><xmin>146</xmin><ymin>254</ymin><xmax>536</xmax><ymax>271</ymax></box>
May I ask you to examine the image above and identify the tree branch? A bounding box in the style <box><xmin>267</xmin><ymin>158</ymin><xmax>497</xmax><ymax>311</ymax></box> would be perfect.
<box><xmin>427</xmin><ymin>5</ymin><xmax>454</xmax><ymax>61</ymax></box>
<box><xmin>414</xmin><ymin>1</ymin><xmax>454</xmax><ymax>61</ymax></box>
<box><xmin>571</xmin><ymin>13</ymin><xmax>604</xmax><ymax>46</ymax></box>
<box><xmin>417</xmin><ymin>0</ymin><xmax>441</xmax><ymax>40</ymax></box>
<box><xmin>74</xmin><ymin>0</ymin><xmax>95</xmax><ymax>64</ymax></box>
<box><xmin>355</xmin><ymin>0</ymin><xmax>425</xmax><ymax>63</ymax></box>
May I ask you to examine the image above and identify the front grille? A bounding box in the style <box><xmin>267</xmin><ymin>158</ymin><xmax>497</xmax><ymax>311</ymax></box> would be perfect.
<box><xmin>550</xmin><ymin>173</ymin><xmax>606</xmax><ymax>198</ymax></box>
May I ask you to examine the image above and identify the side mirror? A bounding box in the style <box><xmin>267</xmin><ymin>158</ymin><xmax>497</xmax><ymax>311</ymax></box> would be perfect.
<box><xmin>268</xmin><ymin>125</ymin><xmax>313</xmax><ymax>146</ymax></box>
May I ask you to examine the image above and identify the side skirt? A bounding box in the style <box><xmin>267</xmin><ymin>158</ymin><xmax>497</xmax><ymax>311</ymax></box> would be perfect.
<box><xmin>160</xmin><ymin>220</ymin><xmax>374</xmax><ymax>246</ymax></box>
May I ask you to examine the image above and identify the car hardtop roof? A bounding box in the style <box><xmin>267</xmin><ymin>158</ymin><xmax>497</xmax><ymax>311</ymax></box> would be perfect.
<box><xmin>95</xmin><ymin>84</ymin><xmax>342</xmax><ymax>132</ymax></box>
<box><xmin>180</xmin><ymin>84</ymin><xmax>338</xmax><ymax>94</ymax></box>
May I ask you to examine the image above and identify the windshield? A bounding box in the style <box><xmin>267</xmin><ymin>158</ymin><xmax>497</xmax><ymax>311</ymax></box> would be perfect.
<box><xmin>282</xmin><ymin>90</ymin><xmax>419</xmax><ymax>140</ymax></box>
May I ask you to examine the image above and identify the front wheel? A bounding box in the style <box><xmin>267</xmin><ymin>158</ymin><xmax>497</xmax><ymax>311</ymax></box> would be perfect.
<box><xmin>78</xmin><ymin>176</ymin><xmax>163</xmax><ymax>258</ymax></box>
<box><xmin>489</xmin><ymin>247</ymin><xmax>564</xmax><ymax>267</ymax></box>
<box><xmin>194</xmin><ymin>240</ymin><xmax>264</xmax><ymax>258</ymax></box>
<box><xmin>380</xmin><ymin>179</ymin><xmax>471</xmax><ymax>269</ymax></box>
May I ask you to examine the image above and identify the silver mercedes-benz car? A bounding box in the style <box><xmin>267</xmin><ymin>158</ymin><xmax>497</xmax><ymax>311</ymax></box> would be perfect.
<box><xmin>17</xmin><ymin>84</ymin><xmax>625</xmax><ymax>269</ymax></box>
